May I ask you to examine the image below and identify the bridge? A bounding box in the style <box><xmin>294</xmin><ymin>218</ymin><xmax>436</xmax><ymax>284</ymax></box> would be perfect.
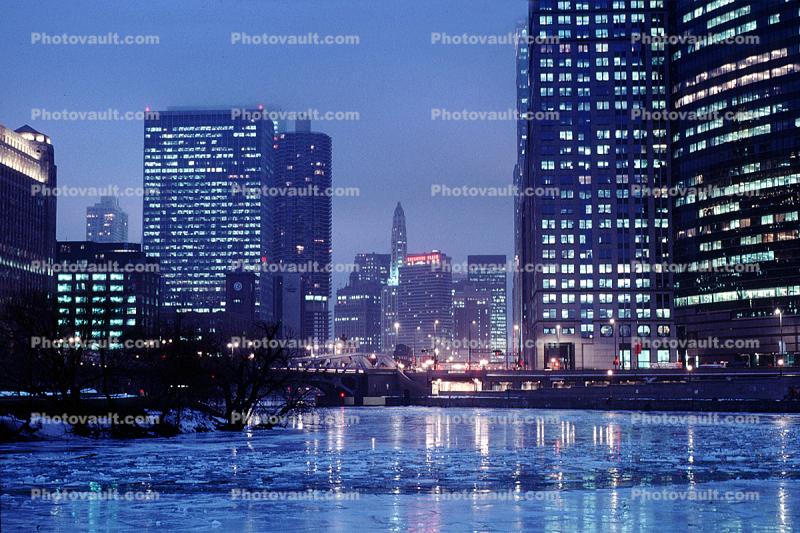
<box><xmin>282</xmin><ymin>363</ymin><xmax>800</xmax><ymax>410</ymax></box>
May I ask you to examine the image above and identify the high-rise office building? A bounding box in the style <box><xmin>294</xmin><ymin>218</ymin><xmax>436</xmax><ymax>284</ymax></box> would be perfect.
<box><xmin>468</xmin><ymin>255</ymin><xmax>507</xmax><ymax>359</ymax></box>
<box><xmin>352</xmin><ymin>253</ymin><xmax>390</xmax><ymax>285</ymax></box>
<box><xmin>55</xmin><ymin>241</ymin><xmax>159</xmax><ymax>343</ymax></box>
<box><xmin>452</xmin><ymin>279</ymin><xmax>492</xmax><ymax>364</ymax></box>
<box><xmin>671</xmin><ymin>0</ymin><xmax>800</xmax><ymax>363</ymax></box>
<box><xmin>334</xmin><ymin>253</ymin><xmax>389</xmax><ymax>352</ymax></box>
<box><xmin>381</xmin><ymin>285</ymin><xmax>400</xmax><ymax>352</ymax></box>
<box><xmin>142</xmin><ymin>108</ymin><xmax>275</xmax><ymax>316</ymax></box>
<box><xmin>270</xmin><ymin>120</ymin><xmax>332</xmax><ymax>342</ymax></box>
<box><xmin>518</xmin><ymin>1</ymin><xmax>675</xmax><ymax>369</ymax></box>
<box><xmin>0</xmin><ymin>124</ymin><xmax>57</xmax><ymax>301</ymax></box>
<box><xmin>86</xmin><ymin>196</ymin><xmax>129</xmax><ymax>243</ymax></box>
<box><xmin>397</xmin><ymin>251</ymin><xmax>454</xmax><ymax>361</ymax></box>
<box><xmin>334</xmin><ymin>281</ymin><xmax>383</xmax><ymax>352</ymax></box>
<box><xmin>513</xmin><ymin>20</ymin><xmax>531</xmax><ymax>365</ymax></box>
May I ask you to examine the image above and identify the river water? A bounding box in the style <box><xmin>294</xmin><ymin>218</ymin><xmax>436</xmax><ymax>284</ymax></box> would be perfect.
<box><xmin>1</xmin><ymin>407</ymin><xmax>799</xmax><ymax>531</ymax></box>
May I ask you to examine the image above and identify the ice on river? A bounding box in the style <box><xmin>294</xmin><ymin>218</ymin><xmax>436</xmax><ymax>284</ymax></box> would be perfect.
<box><xmin>1</xmin><ymin>407</ymin><xmax>799</xmax><ymax>532</ymax></box>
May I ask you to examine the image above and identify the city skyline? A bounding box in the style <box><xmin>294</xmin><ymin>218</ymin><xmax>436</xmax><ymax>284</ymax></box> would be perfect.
<box><xmin>0</xmin><ymin>0</ymin><xmax>520</xmax><ymax>291</ymax></box>
<box><xmin>2</xmin><ymin>2</ymin><xmax>800</xmax><ymax>531</ymax></box>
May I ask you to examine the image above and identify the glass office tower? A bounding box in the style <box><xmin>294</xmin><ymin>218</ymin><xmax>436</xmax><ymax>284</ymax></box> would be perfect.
<box><xmin>143</xmin><ymin>109</ymin><xmax>274</xmax><ymax>315</ymax></box>
<box><xmin>520</xmin><ymin>0</ymin><xmax>675</xmax><ymax>369</ymax></box>
<box><xmin>671</xmin><ymin>0</ymin><xmax>800</xmax><ymax>364</ymax></box>
<box><xmin>467</xmin><ymin>255</ymin><xmax>508</xmax><ymax>359</ymax></box>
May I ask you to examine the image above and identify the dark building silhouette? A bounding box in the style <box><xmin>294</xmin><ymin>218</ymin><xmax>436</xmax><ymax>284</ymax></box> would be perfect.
<box><xmin>269</xmin><ymin>120</ymin><xmax>332</xmax><ymax>343</ymax></box>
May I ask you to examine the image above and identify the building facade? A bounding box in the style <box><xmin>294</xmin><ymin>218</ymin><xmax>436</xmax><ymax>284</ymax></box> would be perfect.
<box><xmin>397</xmin><ymin>251</ymin><xmax>454</xmax><ymax>362</ymax></box>
<box><xmin>452</xmin><ymin>279</ymin><xmax>492</xmax><ymax>365</ymax></box>
<box><xmin>269</xmin><ymin>120</ymin><xmax>332</xmax><ymax>343</ymax></box>
<box><xmin>518</xmin><ymin>0</ymin><xmax>676</xmax><ymax>369</ymax></box>
<box><xmin>467</xmin><ymin>255</ymin><xmax>508</xmax><ymax>360</ymax></box>
<box><xmin>143</xmin><ymin>108</ymin><xmax>275</xmax><ymax>316</ymax></box>
<box><xmin>55</xmin><ymin>241</ymin><xmax>159</xmax><ymax>346</ymax></box>
<box><xmin>513</xmin><ymin>20</ymin><xmax>531</xmax><ymax>366</ymax></box>
<box><xmin>334</xmin><ymin>281</ymin><xmax>383</xmax><ymax>352</ymax></box>
<box><xmin>334</xmin><ymin>253</ymin><xmax>389</xmax><ymax>352</ymax></box>
<box><xmin>86</xmin><ymin>196</ymin><xmax>129</xmax><ymax>243</ymax></box>
<box><xmin>0</xmin><ymin>124</ymin><xmax>57</xmax><ymax>301</ymax></box>
<box><xmin>671</xmin><ymin>0</ymin><xmax>800</xmax><ymax>364</ymax></box>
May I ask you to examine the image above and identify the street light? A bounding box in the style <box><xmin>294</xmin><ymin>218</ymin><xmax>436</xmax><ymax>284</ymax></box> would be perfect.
<box><xmin>512</xmin><ymin>324</ymin><xmax>519</xmax><ymax>371</ymax></box>
<box><xmin>610</xmin><ymin>318</ymin><xmax>617</xmax><ymax>370</ymax></box>
<box><xmin>414</xmin><ymin>325</ymin><xmax>420</xmax><ymax>367</ymax></box>
<box><xmin>775</xmin><ymin>308</ymin><xmax>784</xmax><ymax>358</ymax></box>
<box><xmin>433</xmin><ymin>319</ymin><xmax>439</xmax><ymax>353</ymax></box>
<box><xmin>555</xmin><ymin>324</ymin><xmax>561</xmax><ymax>370</ymax></box>
<box><xmin>468</xmin><ymin>320</ymin><xmax>476</xmax><ymax>370</ymax></box>
<box><xmin>778</xmin><ymin>357</ymin><xmax>785</xmax><ymax>377</ymax></box>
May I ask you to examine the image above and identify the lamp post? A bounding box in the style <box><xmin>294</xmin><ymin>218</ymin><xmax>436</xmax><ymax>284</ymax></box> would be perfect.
<box><xmin>393</xmin><ymin>322</ymin><xmax>400</xmax><ymax>355</ymax></box>
<box><xmin>775</xmin><ymin>308</ymin><xmax>784</xmax><ymax>359</ymax></box>
<box><xmin>610</xmin><ymin>318</ymin><xmax>617</xmax><ymax>370</ymax></box>
<box><xmin>555</xmin><ymin>324</ymin><xmax>561</xmax><ymax>369</ymax></box>
<box><xmin>434</xmin><ymin>320</ymin><xmax>441</xmax><ymax>369</ymax></box>
<box><xmin>468</xmin><ymin>320</ymin><xmax>476</xmax><ymax>370</ymax></box>
<box><xmin>414</xmin><ymin>325</ymin><xmax>420</xmax><ymax>367</ymax></box>
<box><xmin>512</xmin><ymin>324</ymin><xmax>519</xmax><ymax>370</ymax></box>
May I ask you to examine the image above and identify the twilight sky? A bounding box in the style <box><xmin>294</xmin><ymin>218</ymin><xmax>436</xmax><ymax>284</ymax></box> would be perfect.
<box><xmin>1</xmin><ymin>0</ymin><xmax>525</xmax><ymax>291</ymax></box>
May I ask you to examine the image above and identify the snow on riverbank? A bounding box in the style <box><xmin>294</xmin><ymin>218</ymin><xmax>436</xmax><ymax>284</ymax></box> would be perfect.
<box><xmin>0</xmin><ymin>408</ymin><xmax>221</xmax><ymax>441</ymax></box>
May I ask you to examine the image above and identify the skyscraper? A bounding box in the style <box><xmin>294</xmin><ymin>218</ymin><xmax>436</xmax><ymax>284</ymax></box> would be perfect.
<box><xmin>142</xmin><ymin>108</ymin><xmax>274</xmax><ymax>315</ymax></box>
<box><xmin>389</xmin><ymin>202</ymin><xmax>407</xmax><ymax>285</ymax></box>
<box><xmin>518</xmin><ymin>1</ymin><xmax>675</xmax><ymax>369</ymax></box>
<box><xmin>453</xmin><ymin>278</ymin><xmax>492</xmax><ymax>364</ymax></box>
<box><xmin>334</xmin><ymin>253</ymin><xmax>389</xmax><ymax>352</ymax></box>
<box><xmin>0</xmin><ymin>124</ymin><xmax>57</xmax><ymax>301</ymax></box>
<box><xmin>270</xmin><ymin>120</ymin><xmax>332</xmax><ymax>342</ymax></box>
<box><xmin>86</xmin><ymin>196</ymin><xmax>129</xmax><ymax>243</ymax></box>
<box><xmin>351</xmin><ymin>252</ymin><xmax>390</xmax><ymax>286</ymax></box>
<box><xmin>397</xmin><ymin>251</ymin><xmax>453</xmax><ymax>362</ymax></box>
<box><xmin>671</xmin><ymin>0</ymin><xmax>800</xmax><ymax>363</ymax></box>
<box><xmin>468</xmin><ymin>255</ymin><xmax>507</xmax><ymax>360</ymax></box>
<box><xmin>513</xmin><ymin>20</ymin><xmax>530</xmax><ymax>365</ymax></box>
<box><xmin>382</xmin><ymin>203</ymin><xmax>407</xmax><ymax>351</ymax></box>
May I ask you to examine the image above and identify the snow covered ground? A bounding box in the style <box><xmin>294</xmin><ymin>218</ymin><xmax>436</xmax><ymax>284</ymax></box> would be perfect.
<box><xmin>1</xmin><ymin>408</ymin><xmax>799</xmax><ymax>531</ymax></box>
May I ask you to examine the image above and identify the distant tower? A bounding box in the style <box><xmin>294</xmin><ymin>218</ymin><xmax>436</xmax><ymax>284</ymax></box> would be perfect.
<box><xmin>86</xmin><ymin>196</ymin><xmax>128</xmax><ymax>243</ymax></box>
<box><xmin>389</xmin><ymin>202</ymin><xmax>407</xmax><ymax>286</ymax></box>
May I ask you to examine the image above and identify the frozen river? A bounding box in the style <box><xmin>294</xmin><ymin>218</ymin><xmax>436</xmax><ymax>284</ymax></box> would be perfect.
<box><xmin>1</xmin><ymin>407</ymin><xmax>799</xmax><ymax>532</ymax></box>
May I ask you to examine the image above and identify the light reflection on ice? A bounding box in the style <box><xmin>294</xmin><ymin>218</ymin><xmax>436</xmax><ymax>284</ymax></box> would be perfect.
<box><xmin>0</xmin><ymin>407</ymin><xmax>798</xmax><ymax>531</ymax></box>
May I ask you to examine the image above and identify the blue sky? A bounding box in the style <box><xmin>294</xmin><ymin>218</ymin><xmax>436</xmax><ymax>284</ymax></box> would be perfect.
<box><xmin>1</xmin><ymin>0</ymin><xmax>526</xmax><ymax>290</ymax></box>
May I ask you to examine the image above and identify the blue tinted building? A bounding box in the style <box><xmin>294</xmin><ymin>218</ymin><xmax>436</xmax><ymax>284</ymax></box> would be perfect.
<box><xmin>143</xmin><ymin>108</ymin><xmax>275</xmax><ymax>316</ymax></box>
<box><xmin>671</xmin><ymin>0</ymin><xmax>800</xmax><ymax>363</ymax></box>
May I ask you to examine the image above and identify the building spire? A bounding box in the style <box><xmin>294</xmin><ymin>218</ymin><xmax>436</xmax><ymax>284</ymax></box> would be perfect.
<box><xmin>389</xmin><ymin>202</ymin><xmax>407</xmax><ymax>286</ymax></box>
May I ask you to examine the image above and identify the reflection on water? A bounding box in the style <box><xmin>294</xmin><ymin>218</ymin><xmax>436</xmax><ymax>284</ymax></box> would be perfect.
<box><xmin>1</xmin><ymin>407</ymin><xmax>799</xmax><ymax>532</ymax></box>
